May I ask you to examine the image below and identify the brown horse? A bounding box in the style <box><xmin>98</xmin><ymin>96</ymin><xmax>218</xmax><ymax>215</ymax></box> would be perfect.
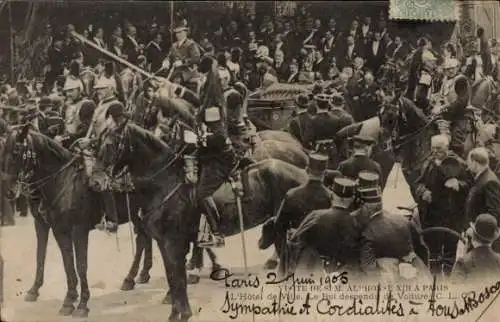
<box><xmin>97</xmin><ymin>121</ymin><xmax>309</xmax><ymax>321</ymax></box>
<box><xmin>2</xmin><ymin>125</ymin><xmax>106</xmax><ymax>317</ymax></box>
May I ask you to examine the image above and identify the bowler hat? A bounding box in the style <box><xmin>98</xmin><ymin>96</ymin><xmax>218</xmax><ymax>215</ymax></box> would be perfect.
<box><xmin>204</xmin><ymin>106</ymin><xmax>222</xmax><ymax>123</ymax></box>
<box><xmin>332</xmin><ymin>177</ymin><xmax>357</xmax><ymax>198</ymax></box>
<box><xmin>105</xmin><ymin>101</ymin><xmax>126</xmax><ymax>120</ymax></box>
<box><xmin>352</xmin><ymin>134</ymin><xmax>376</xmax><ymax>146</ymax></box>
<box><xmin>307</xmin><ymin>153</ymin><xmax>328</xmax><ymax>175</ymax></box>
<box><xmin>469</xmin><ymin>214</ymin><xmax>500</xmax><ymax>243</ymax></box>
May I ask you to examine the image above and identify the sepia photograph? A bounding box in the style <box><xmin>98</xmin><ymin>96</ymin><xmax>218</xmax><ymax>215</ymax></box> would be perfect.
<box><xmin>1</xmin><ymin>0</ymin><xmax>500</xmax><ymax>321</ymax></box>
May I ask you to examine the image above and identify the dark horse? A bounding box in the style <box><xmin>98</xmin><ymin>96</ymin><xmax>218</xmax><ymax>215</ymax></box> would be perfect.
<box><xmin>97</xmin><ymin>120</ymin><xmax>309</xmax><ymax>320</ymax></box>
<box><xmin>1</xmin><ymin>125</ymin><xmax>122</xmax><ymax>317</ymax></box>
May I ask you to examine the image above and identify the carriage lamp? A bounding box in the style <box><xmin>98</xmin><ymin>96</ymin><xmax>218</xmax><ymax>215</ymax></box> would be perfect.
<box><xmin>183</xmin><ymin>154</ymin><xmax>198</xmax><ymax>184</ymax></box>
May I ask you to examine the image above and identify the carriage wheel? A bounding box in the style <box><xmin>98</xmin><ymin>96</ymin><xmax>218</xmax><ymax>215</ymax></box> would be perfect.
<box><xmin>421</xmin><ymin>227</ymin><xmax>464</xmax><ymax>278</ymax></box>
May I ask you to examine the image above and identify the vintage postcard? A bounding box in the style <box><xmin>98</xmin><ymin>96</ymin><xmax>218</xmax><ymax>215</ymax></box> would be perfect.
<box><xmin>1</xmin><ymin>0</ymin><xmax>500</xmax><ymax>321</ymax></box>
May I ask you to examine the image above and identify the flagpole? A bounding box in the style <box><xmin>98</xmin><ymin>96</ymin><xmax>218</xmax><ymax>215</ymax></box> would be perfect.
<box><xmin>9</xmin><ymin>0</ymin><xmax>15</xmax><ymax>84</ymax></box>
<box><xmin>170</xmin><ymin>1</ymin><xmax>174</xmax><ymax>44</ymax></box>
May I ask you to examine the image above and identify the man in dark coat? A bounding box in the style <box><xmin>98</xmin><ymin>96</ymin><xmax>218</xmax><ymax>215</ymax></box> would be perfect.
<box><xmin>304</xmin><ymin>94</ymin><xmax>346</xmax><ymax>150</ymax></box>
<box><xmin>353</xmin><ymin>172</ymin><xmax>431</xmax><ymax>282</ymax></box>
<box><xmin>286</xmin><ymin>93</ymin><xmax>312</xmax><ymax>147</ymax></box>
<box><xmin>465</xmin><ymin>147</ymin><xmax>500</xmax><ymax>230</ymax></box>
<box><xmin>123</xmin><ymin>24</ymin><xmax>140</xmax><ymax>64</ymax></box>
<box><xmin>451</xmin><ymin>213</ymin><xmax>500</xmax><ymax>284</ymax></box>
<box><xmin>414</xmin><ymin>134</ymin><xmax>471</xmax><ymax>274</ymax></box>
<box><xmin>270</xmin><ymin>154</ymin><xmax>333</xmax><ymax>276</ymax></box>
<box><xmin>337</xmin><ymin>135</ymin><xmax>383</xmax><ymax>186</ymax></box>
<box><xmin>287</xmin><ymin>177</ymin><xmax>360</xmax><ymax>275</ymax></box>
<box><xmin>364</xmin><ymin>31</ymin><xmax>386</xmax><ymax>74</ymax></box>
<box><xmin>146</xmin><ymin>33</ymin><xmax>164</xmax><ymax>73</ymax></box>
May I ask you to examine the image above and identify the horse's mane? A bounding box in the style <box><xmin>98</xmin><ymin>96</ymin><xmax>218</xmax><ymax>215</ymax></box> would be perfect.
<box><xmin>128</xmin><ymin>122</ymin><xmax>175</xmax><ymax>156</ymax></box>
<box><xmin>30</xmin><ymin>131</ymin><xmax>73</xmax><ymax>163</ymax></box>
<box><xmin>399</xmin><ymin>97</ymin><xmax>429</xmax><ymax>131</ymax></box>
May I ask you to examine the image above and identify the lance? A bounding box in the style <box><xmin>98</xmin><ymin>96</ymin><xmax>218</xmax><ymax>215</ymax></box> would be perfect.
<box><xmin>71</xmin><ymin>31</ymin><xmax>170</xmax><ymax>85</ymax></box>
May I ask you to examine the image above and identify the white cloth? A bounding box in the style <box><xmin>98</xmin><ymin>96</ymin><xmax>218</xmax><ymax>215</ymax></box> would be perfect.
<box><xmin>372</xmin><ymin>41</ymin><xmax>380</xmax><ymax>55</ymax></box>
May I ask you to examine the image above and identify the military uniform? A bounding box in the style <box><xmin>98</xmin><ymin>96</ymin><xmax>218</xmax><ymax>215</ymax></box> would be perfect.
<box><xmin>273</xmin><ymin>154</ymin><xmax>333</xmax><ymax>275</ymax></box>
<box><xmin>305</xmin><ymin>94</ymin><xmax>346</xmax><ymax>150</ymax></box>
<box><xmin>286</xmin><ymin>94</ymin><xmax>313</xmax><ymax>147</ymax></box>
<box><xmin>288</xmin><ymin>177</ymin><xmax>360</xmax><ymax>274</ymax></box>
<box><xmin>165</xmin><ymin>20</ymin><xmax>201</xmax><ymax>84</ymax></box>
<box><xmin>197</xmin><ymin>106</ymin><xmax>236</xmax><ymax>248</ymax></box>
<box><xmin>354</xmin><ymin>172</ymin><xmax>430</xmax><ymax>282</ymax></box>
<box><xmin>338</xmin><ymin>135</ymin><xmax>383</xmax><ymax>184</ymax></box>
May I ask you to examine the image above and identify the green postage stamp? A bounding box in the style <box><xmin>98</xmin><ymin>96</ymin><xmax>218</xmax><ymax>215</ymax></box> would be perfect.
<box><xmin>389</xmin><ymin>0</ymin><xmax>458</xmax><ymax>21</ymax></box>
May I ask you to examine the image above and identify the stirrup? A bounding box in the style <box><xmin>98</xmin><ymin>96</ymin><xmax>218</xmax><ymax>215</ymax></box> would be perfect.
<box><xmin>198</xmin><ymin>234</ymin><xmax>225</xmax><ymax>248</ymax></box>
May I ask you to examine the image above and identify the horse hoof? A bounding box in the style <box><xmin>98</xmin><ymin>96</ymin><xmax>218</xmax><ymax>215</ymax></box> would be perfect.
<box><xmin>24</xmin><ymin>291</ymin><xmax>39</xmax><ymax>302</ymax></box>
<box><xmin>120</xmin><ymin>279</ymin><xmax>135</xmax><ymax>291</ymax></box>
<box><xmin>162</xmin><ymin>293</ymin><xmax>172</xmax><ymax>305</ymax></box>
<box><xmin>136</xmin><ymin>274</ymin><xmax>150</xmax><ymax>284</ymax></box>
<box><xmin>72</xmin><ymin>307</ymin><xmax>89</xmax><ymax>318</ymax></box>
<box><xmin>263</xmin><ymin>259</ymin><xmax>278</xmax><ymax>270</ymax></box>
<box><xmin>58</xmin><ymin>304</ymin><xmax>75</xmax><ymax>316</ymax></box>
<box><xmin>210</xmin><ymin>267</ymin><xmax>227</xmax><ymax>280</ymax></box>
<box><xmin>187</xmin><ymin>274</ymin><xmax>200</xmax><ymax>285</ymax></box>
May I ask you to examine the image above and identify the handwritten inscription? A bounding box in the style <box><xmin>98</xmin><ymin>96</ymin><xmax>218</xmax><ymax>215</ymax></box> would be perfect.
<box><xmin>428</xmin><ymin>280</ymin><xmax>500</xmax><ymax>319</ymax></box>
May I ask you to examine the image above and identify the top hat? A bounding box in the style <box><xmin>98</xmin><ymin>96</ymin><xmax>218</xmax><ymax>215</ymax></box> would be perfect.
<box><xmin>172</xmin><ymin>19</ymin><xmax>189</xmax><ymax>33</ymax></box>
<box><xmin>204</xmin><ymin>106</ymin><xmax>222</xmax><ymax>123</ymax></box>
<box><xmin>105</xmin><ymin>101</ymin><xmax>126</xmax><ymax>120</ymax></box>
<box><xmin>295</xmin><ymin>93</ymin><xmax>309</xmax><ymax>109</ymax></box>
<box><xmin>332</xmin><ymin>177</ymin><xmax>357</xmax><ymax>198</ymax></box>
<box><xmin>352</xmin><ymin>134</ymin><xmax>376</xmax><ymax>146</ymax></box>
<box><xmin>307</xmin><ymin>153</ymin><xmax>328</xmax><ymax>175</ymax></box>
<box><xmin>468</xmin><ymin>213</ymin><xmax>500</xmax><ymax>243</ymax></box>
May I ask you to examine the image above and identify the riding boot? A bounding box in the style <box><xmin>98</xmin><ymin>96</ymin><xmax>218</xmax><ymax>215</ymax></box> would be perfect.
<box><xmin>198</xmin><ymin>196</ymin><xmax>225</xmax><ymax>248</ymax></box>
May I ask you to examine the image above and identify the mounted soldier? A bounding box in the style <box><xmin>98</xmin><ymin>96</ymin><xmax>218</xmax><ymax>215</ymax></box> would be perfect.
<box><xmin>162</xmin><ymin>19</ymin><xmax>201</xmax><ymax>93</ymax></box>
<box><xmin>406</xmin><ymin>36</ymin><xmax>438</xmax><ymax>112</ymax></box>
<box><xmin>431</xmin><ymin>58</ymin><xmax>460</xmax><ymax>113</ymax></box>
<box><xmin>131</xmin><ymin>80</ymin><xmax>158</xmax><ymax>131</ymax></box>
<box><xmin>436</xmin><ymin>74</ymin><xmax>475</xmax><ymax>159</ymax></box>
<box><xmin>55</xmin><ymin>77</ymin><xmax>96</xmax><ymax>148</ymax></box>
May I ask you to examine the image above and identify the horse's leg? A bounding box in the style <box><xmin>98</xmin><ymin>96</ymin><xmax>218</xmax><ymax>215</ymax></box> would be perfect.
<box><xmin>72</xmin><ymin>226</ymin><xmax>90</xmax><ymax>317</ymax></box>
<box><xmin>120</xmin><ymin>230</ymin><xmax>145</xmax><ymax>291</ymax></box>
<box><xmin>24</xmin><ymin>216</ymin><xmax>50</xmax><ymax>302</ymax></box>
<box><xmin>157</xmin><ymin>239</ymin><xmax>173</xmax><ymax>305</ymax></box>
<box><xmin>52</xmin><ymin>229</ymin><xmax>79</xmax><ymax>316</ymax></box>
<box><xmin>263</xmin><ymin>249</ymin><xmax>279</xmax><ymax>270</ymax></box>
<box><xmin>186</xmin><ymin>244</ymin><xmax>202</xmax><ymax>285</ymax></box>
<box><xmin>137</xmin><ymin>233</ymin><xmax>153</xmax><ymax>284</ymax></box>
<box><xmin>163</xmin><ymin>236</ymin><xmax>193</xmax><ymax>321</ymax></box>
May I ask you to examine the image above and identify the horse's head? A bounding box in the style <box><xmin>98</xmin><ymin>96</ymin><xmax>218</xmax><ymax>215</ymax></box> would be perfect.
<box><xmin>378</xmin><ymin>98</ymin><xmax>400</xmax><ymax>134</ymax></box>
<box><xmin>2</xmin><ymin>123</ymin><xmax>71</xmax><ymax>199</ymax></box>
<box><xmin>97</xmin><ymin>120</ymin><xmax>132</xmax><ymax>175</ymax></box>
<box><xmin>378</xmin><ymin>94</ymin><xmax>428</xmax><ymax>136</ymax></box>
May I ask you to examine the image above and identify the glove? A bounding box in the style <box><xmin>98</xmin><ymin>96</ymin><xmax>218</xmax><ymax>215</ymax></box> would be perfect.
<box><xmin>444</xmin><ymin>178</ymin><xmax>460</xmax><ymax>191</ymax></box>
<box><xmin>422</xmin><ymin>190</ymin><xmax>432</xmax><ymax>203</ymax></box>
<box><xmin>173</xmin><ymin>60</ymin><xmax>183</xmax><ymax>68</ymax></box>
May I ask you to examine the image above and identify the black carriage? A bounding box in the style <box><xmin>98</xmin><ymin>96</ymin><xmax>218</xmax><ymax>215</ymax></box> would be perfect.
<box><xmin>247</xmin><ymin>83</ymin><xmax>313</xmax><ymax>131</ymax></box>
<box><xmin>398</xmin><ymin>205</ymin><xmax>465</xmax><ymax>277</ymax></box>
